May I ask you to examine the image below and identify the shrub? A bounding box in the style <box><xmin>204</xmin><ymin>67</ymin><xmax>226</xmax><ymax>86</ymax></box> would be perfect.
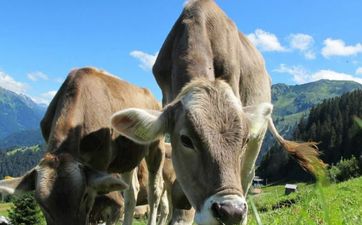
<box><xmin>8</xmin><ymin>193</ymin><xmax>43</xmax><ymax>225</ymax></box>
<box><xmin>328</xmin><ymin>156</ymin><xmax>360</xmax><ymax>183</ymax></box>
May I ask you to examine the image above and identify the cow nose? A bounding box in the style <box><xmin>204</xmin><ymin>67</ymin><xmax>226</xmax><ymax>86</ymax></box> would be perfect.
<box><xmin>211</xmin><ymin>201</ymin><xmax>247</xmax><ymax>225</ymax></box>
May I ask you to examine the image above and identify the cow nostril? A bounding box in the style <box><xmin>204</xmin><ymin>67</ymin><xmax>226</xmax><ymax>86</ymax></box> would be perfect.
<box><xmin>211</xmin><ymin>202</ymin><xmax>222</xmax><ymax>218</ymax></box>
<box><xmin>211</xmin><ymin>202</ymin><xmax>247</xmax><ymax>225</ymax></box>
<box><xmin>242</xmin><ymin>202</ymin><xmax>248</xmax><ymax>214</ymax></box>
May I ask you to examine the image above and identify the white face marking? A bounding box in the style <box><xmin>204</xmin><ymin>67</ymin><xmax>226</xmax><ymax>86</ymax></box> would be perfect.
<box><xmin>180</xmin><ymin>83</ymin><xmax>243</xmax><ymax>113</ymax></box>
<box><xmin>223</xmin><ymin>87</ymin><xmax>243</xmax><ymax>111</ymax></box>
<box><xmin>36</xmin><ymin>166</ymin><xmax>56</xmax><ymax>199</ymax></box>
<box><xmin>195</xmin><ymin>195</ymin><xmax>247</xmax><ymax>225</ymax></box>
<box><xmin>36</xmin><ymin>162</ymin><xmax>82</xmax><ymax>199</ymax></box>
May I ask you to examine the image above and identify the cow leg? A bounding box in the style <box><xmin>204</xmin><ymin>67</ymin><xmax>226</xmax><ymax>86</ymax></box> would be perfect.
<box><xmin>146</xmin><ymin>141</ymin><xmax>166</xmax><ymax>225</ymax></box>
<box><xmin>110</xmin><ymin>207</ymin><xmax>121</xmax><ymax>225</ymax></box>
<box><xmin>169</xmin><ymin>208</ymin><xmax>195</xmax><ymax>225</ymax></box>
<box><xmin>122</xmin><ymin>169</ymin><xmax>140</xmax><ymax>225</ymax></box>
<box><xmin>240</xmin><ymin>130</ymin><xmax>267</xmax><ymax>195</ymax></box>
<box><xmin>157</xmin><ymin>190</ymin><xmax>170</xmax><ymax>225</ymax></box>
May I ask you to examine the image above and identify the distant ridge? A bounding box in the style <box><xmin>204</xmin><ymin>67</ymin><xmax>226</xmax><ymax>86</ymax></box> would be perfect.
<box><xmin>0</xmin><ymin>87</ymin><xmax>46</xmax><ymax>139</ymax></box>
<box><xmin>259</xmin><ymin>79</ymin><xmax>362</xmax><ymax>162</ymax></box>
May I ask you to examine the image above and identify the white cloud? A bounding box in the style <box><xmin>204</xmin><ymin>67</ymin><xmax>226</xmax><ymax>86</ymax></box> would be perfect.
<box><xmin>0</xmin><ymin>70</ymin><xmax>27</xmax><ymax>93</ymax></box>
<box><xmin>27</xmin><ymin>71</ymin><xmax>48</xmax><ymax>81</ymax></box>
<box><xmin>130</xmin><ymin>50</ymin><xmax>158</xmax><ymax>71</ymax></box>
<box><xmin>54</xmin><ymin>77</ymin><xmax>64</xmax><ymax>83</ymax></box>
<box><xmin>311</xmin><ymin>70</ymin><xmax>362</xmax><ymax>83</ymax></box>
<box><xmin>42</xmin><ymin>90</ymin><xmax>57</xmax><ymax>98</ymax></box>
<box><xmin>247</xmin><ymin>29</ymin><xmax>287</xmax><ymax>52</ymax></box>
<box><xmin>31</xmin><ymin>90</ymin><xmax>57</xmax><ymax>104</ymax></box>
<box><xmin>274</xmin><ymin>64</ymin><xmax>309</xmax><ymax>83</ymax></box>
<box><xmin>274</xmin><ymin>64</ymin><xmax>362</xmax><ymax>84</ymax></box>
<box><xmin>183</xmin><ymin>0</ymin><xmax>195</xmax><ymax>6</ymax></box>
<box><xmin>288</xmin><ymin>33</ymin><xmax>316</xmax><ymax>59</ymax></box>
<box><xmin>356</xmin><ymin>67</ymin><xmax>362</xmax><ymax>75</ymax></box>
<box><xmin>322</xmin><ymin>38</ymin><xmax>362</xmax><ymax>58</ymax></box>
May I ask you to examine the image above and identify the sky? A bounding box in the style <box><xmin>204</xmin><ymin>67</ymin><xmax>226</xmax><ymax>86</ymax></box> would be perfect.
<box><xmin>0</xmin><ymin>0</ymin><xmax>361</xmax><ymax>104</ymax></box>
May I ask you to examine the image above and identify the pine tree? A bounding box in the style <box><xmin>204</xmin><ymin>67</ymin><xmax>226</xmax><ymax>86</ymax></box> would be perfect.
<box><xmin>258</xmin><ymin>89</ymin><xmax>362</xmax><ymax>182</ymax></box>
<box><xmin>8</xmin><ymin>193</ymin><xmax>43</xmax><ymax>225</ymax></box>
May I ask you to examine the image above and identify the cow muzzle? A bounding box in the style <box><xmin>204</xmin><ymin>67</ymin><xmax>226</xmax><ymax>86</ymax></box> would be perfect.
<box><xmin>195</xmin><ymin>194</ymin><xmax>248</xmax><ymax>225</ymax></box>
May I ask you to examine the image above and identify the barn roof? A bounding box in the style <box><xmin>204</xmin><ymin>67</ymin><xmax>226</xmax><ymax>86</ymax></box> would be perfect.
<box><xmin>285</xmin><ymin>184</ymin><xmax>297</xmax><ymax>189</ymax></box>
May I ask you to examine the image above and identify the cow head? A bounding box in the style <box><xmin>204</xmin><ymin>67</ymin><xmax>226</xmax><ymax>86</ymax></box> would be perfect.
<box><xmin>0</xmin><ymin>153</ymin><xmax>127</xmax><ymax>225</ymax></box>
<box><xmin>111</xmin><ymin>79</ymin><xmax>272</xmax><ymax>225</ymax></box>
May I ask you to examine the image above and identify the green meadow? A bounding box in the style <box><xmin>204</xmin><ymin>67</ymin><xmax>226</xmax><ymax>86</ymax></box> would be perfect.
<box><xmin>248</xmin><ymin>177</ymin><xmax>362</xmax><ymax>225</ymax></box>
<box><xmin>131</xmin><ymin>177</ymin><xmax>362</xmax><ymax>225</ymax></box>
<box><xmin>1</xmin><ymin>177</ymin><xmax>361</xmax><ymax>224</ymax></box>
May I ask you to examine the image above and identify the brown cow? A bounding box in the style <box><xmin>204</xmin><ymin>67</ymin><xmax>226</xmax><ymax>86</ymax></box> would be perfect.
<box><xmin>159</xmin><ymin>143</ymin><xmax>195</xmax><ymax>225</ymax></box>
<box><xmin>0</xmin><ymin>67</ymin><xmax>165</xmax><ymax>225</ymax></box>
<box><xmin>111</xmin><ymin>1</ymin><xmax>322</xmax><ymax>225</ymax></box>
<box><xmin>90</xmin><ymin>191</ymin><xmax>124</xmax><ymax>225</ymax></box>
<box><xmin>129</xmin><ymin>143</ymin><xmax>194</xmax><ymax>225</ymax></box>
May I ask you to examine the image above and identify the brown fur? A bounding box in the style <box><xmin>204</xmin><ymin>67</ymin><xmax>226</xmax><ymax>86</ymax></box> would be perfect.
<box><xmin>41</xmin><ymin>67</ymin><xmax>161</xmax><ymax>172</ymax></box>
<box><xmin>0</xmin><ymin>67</ymin><xmax>165</xmax><ymax>225</ymax></box>
<box><xmin>89</xmin><ymin>191</ymin><xmax>124</xmax><ymax>225</ymax></box>
<box><xmin>281</xmin><ymin>141</ymin><xmax>325</xmax><ymax>175</ymax></box>
<box><xmin>154</xmin><ymin>0</ymin><xmax>322</xmax><ymax>183</ymax></box>
<box><xmin>150</xmin><ymin>0</ymin><xmax>323</xmax><ymax>224</ymax></box>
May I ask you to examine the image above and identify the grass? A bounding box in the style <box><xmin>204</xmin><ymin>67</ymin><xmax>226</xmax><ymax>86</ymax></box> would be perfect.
<box><xmin>0</xmin><ymin>202</ymin><xmax>12</xmax><ymax>217</ymax></box>
<box><xmin>248</xmin><ymin>177</ymin><xmax>362</xmax><ymax>225</ymax></box>
<box><xmin>121</xmin><ymin>177</ymin><xmax>362</xmax><ymax>225</ymax></box>
<box><xmin>6</xmin><ymin>145</ymin><xmax>41</xmax><ymax>156</ymax></box>
<box><xmin>0</xmin><ymin>177</ymin><xmax>361</xmax><ymax>224</ymax></box>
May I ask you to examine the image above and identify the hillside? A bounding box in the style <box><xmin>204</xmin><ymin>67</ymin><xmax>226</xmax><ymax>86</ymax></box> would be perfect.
<box><xmin>259</xmin><ymin>89</ymin><xmax>362</xmax><ymax>181</ymax></box>
<box><xmin>248</xmin><ymin>177</ymin><xmax>362</xmax><ymax>225</ymax></box>
<box><xmin>0</xmin><ymin>129</ymin><xmax>44</xmax><ymax>151</ymax></box>
<box><xmin>259</xmin><ymin>79</ymin><xmax>362</xmax><ymax>162</ymax></box>
<box><xmin>272</xmin><ymin>79</ymin><xmax>362</xmax><ymax>123</ymax></box>
<box><xmin>0</xmin><ymin>145</ymin><xmax>45</xmax><ymax>179</ymax></box>
<box><xmin>0</xmin><ymin>87</ymin><xmax>46</xmax><ymax>139</ymax></box>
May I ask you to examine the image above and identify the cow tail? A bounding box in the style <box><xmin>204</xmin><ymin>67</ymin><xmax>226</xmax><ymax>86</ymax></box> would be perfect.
<box><xmin>267</xmin><ymin>117</ymin><xmax>326</xmax><ymax>178</ymax></box>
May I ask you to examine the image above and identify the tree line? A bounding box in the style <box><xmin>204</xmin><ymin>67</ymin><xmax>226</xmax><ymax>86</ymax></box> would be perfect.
<box><xmin>0</xmin><ymin>145</ymin><xmax>45</xmax><ymax>179</ymax></box>
<box><xmin>258</xmin><ymin>89</ymin><xmax>362</xmax><ymax>181</ymax></box>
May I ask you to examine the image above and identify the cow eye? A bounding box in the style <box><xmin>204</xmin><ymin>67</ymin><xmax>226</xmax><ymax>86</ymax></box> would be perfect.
<box><xmin>180</xmin><ymin>135</ymin><xmax>194</xmax><ymax>149</ymax></box>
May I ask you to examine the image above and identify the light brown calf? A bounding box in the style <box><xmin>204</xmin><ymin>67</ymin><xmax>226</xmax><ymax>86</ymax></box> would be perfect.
<box><xmin>90</xmin><ymin>191</ymin><xmax>124</xmax><ymax>225</ymax></box>
<box><xmin>0</xmin><ymin>68</ymin><xmax>165</xmax><ymax>225</ymax></box>
<box><xmin>112</xmin><ymin>1</ymin><xmax>323</xmax><ymax>225</ymax></box>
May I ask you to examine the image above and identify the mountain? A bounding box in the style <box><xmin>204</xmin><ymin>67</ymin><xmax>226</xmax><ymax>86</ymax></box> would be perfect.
<box><xmin>0</xmin><ymin>129</ymin><xmax>44</xmax><ymax>151</ymax></box>
<box><xmin>258</xmin><ymin>89</ymin><xmax>362</xmax><ymax>181</ymax></box>
<box><xmin>272</xmin><ymin>79</ymin><xmax>362</xmax><ymax>122</ymax></box>
<box><xmin>258</xmin><ymin>79</ymin><xmax>362</xmax><ymax>163</ymax></box>
<box><xmin>0</xmin><ymin>87</ymin><xmax>46</xmax><ymax>139</ymax></box>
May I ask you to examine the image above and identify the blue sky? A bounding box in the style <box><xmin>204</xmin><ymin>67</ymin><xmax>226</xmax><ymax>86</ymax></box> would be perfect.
<box><xmin>0</xmin><ymin>0</ymin><xmax>361</xmax><ymax>103</ymax></box>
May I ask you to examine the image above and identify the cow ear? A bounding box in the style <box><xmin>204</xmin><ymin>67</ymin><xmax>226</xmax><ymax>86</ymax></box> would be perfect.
<box><xmin>111</xmin><ymin>108</ymin><xmax>167</xmax><ymax>144</ymax></box>
<box><xmin>243</xmin><ymin>103</ymin><xmax>273</xmax><ymax>139</ymax></box>
<box><xmin>87</xmin><ymin>169</ymin><xmax>128</xmax><ymax>194</ymax></box>
<box><xmin>0</xmin><ymin>168</ymin><xmax>36</xmax><ymax>195</ymax></box>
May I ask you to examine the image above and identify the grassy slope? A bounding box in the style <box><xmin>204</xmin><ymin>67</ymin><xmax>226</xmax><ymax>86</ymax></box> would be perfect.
<box><xmin>0</xmin><ymin>203</ymin><xmax>12</xmax><ymax>217</ymax></box>
<box><xmin>248</xmin><ymin>177</ymin><xmax>362</xmax><ymax>225</ymax></box>
<box><xmin>122</xmin><ymin>177</ymin><xmax>362</xmax><ymax>225</ymax></box>
<box><xmin>0</xmin><ymin>177</ymin><xmax>361</xmax><ymax>224</ymax></box>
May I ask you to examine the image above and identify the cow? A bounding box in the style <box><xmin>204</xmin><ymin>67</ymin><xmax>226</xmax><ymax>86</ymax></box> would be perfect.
<box><xmin>159</xmin><ymin>143</ymin><xmax>195</xmax><ymax>225</ymax></box>
<box><xmin>83</xmin><ymin>142</ymin><xmax>191</xmax><ymax>225</ymax></box>
<box><xmin>110</xmin><ymin>1</ymin><xmax>323</xmax><ymax>225</ymax></box>
<box><xmin>89</xmin><ymin>191</ymin><xmax>124</xmax><ymax>225</ymax></box>
<box><xmin>0</xmin><ymin>67</ymin><xmax>166</xmax><ymax>225</ymax></box>
<box><xmin>126</xmin><ymin>143</ymin><xmax>195</xmax><ymax>225</ymax></box>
